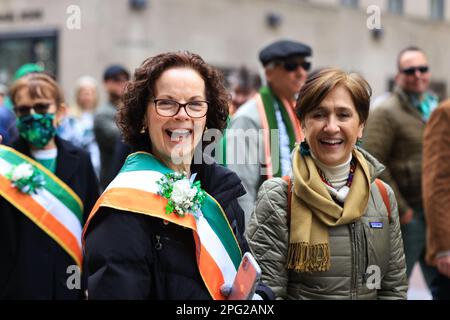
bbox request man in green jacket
[224,39,312,225]
[363,46,439,289]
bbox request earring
[356,138,363,147]
[140,126,146,134]
[300,140,311,156]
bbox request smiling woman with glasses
[83,51,273,300]
[0,72,99,300]
[153,98,209,118]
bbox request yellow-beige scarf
[287,146,371,272]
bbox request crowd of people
[0,39,449,300]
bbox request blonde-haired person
[0,72,99,299]
[246,68,408,299]
[70,76,101,178]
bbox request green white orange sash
[257,86,303,178]
[0,145,84,267]
[82,152,242,300]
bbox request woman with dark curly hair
[82,51,272,300]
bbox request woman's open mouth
[165,128,193,142]
[319,138,344,148]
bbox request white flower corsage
[6,163,46,194]
[157,172,206,219]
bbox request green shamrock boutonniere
[157,172,206,219]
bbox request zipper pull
[155,235,162,250]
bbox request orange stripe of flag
[83,187,227,300]
[83,188,198,242]
[193,234,226,300]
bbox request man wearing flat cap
[224,39,312,225]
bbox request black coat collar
[12,136,80,185]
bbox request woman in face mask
[0,72,100,299]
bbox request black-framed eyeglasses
[401,65,429,76]
[14,103,51,117]
[278,60,311,72]
[153,99,209,118]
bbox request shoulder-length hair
[117,51,230,149]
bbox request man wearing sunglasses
[223,39,312,225]
[363,46,439,296]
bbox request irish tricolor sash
[82,152,242,300]
[257,86,303,178]
[0,145,84,267]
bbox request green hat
[13,63,44,81]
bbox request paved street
[408,263,432,300]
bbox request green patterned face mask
[16,113,56,148]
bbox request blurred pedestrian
[423,99,450,299]
[94,64,130,189]
[225,39,312,225]
[363,46,439,287]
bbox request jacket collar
[355,146,385,183]
[394,86,427,122]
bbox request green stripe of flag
[120,152,172,174]
[0,146,83,223]
[201,196,241,269]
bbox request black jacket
[85,154,272,300]
[0,136,100,299]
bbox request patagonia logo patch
[369,222,383,229]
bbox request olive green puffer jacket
[246,149,408,300]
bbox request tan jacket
[423,99,450,265]
[246,149,408,299]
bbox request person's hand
[436,256,450,278]
[220,283,232,298]
[400,208,414,225]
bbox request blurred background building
[0,0,449,103]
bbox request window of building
[388,0,404,15]
[341,0,359,8]
[430,0,445,20]
[0,30,58,84]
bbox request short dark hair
[103,65,130,81]
[295,67,372,124]
[117,51,230,149]
[397,46,426,70]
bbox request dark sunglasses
[401,65,429,76]
[282,60,311,72]
[14,103,51,117]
